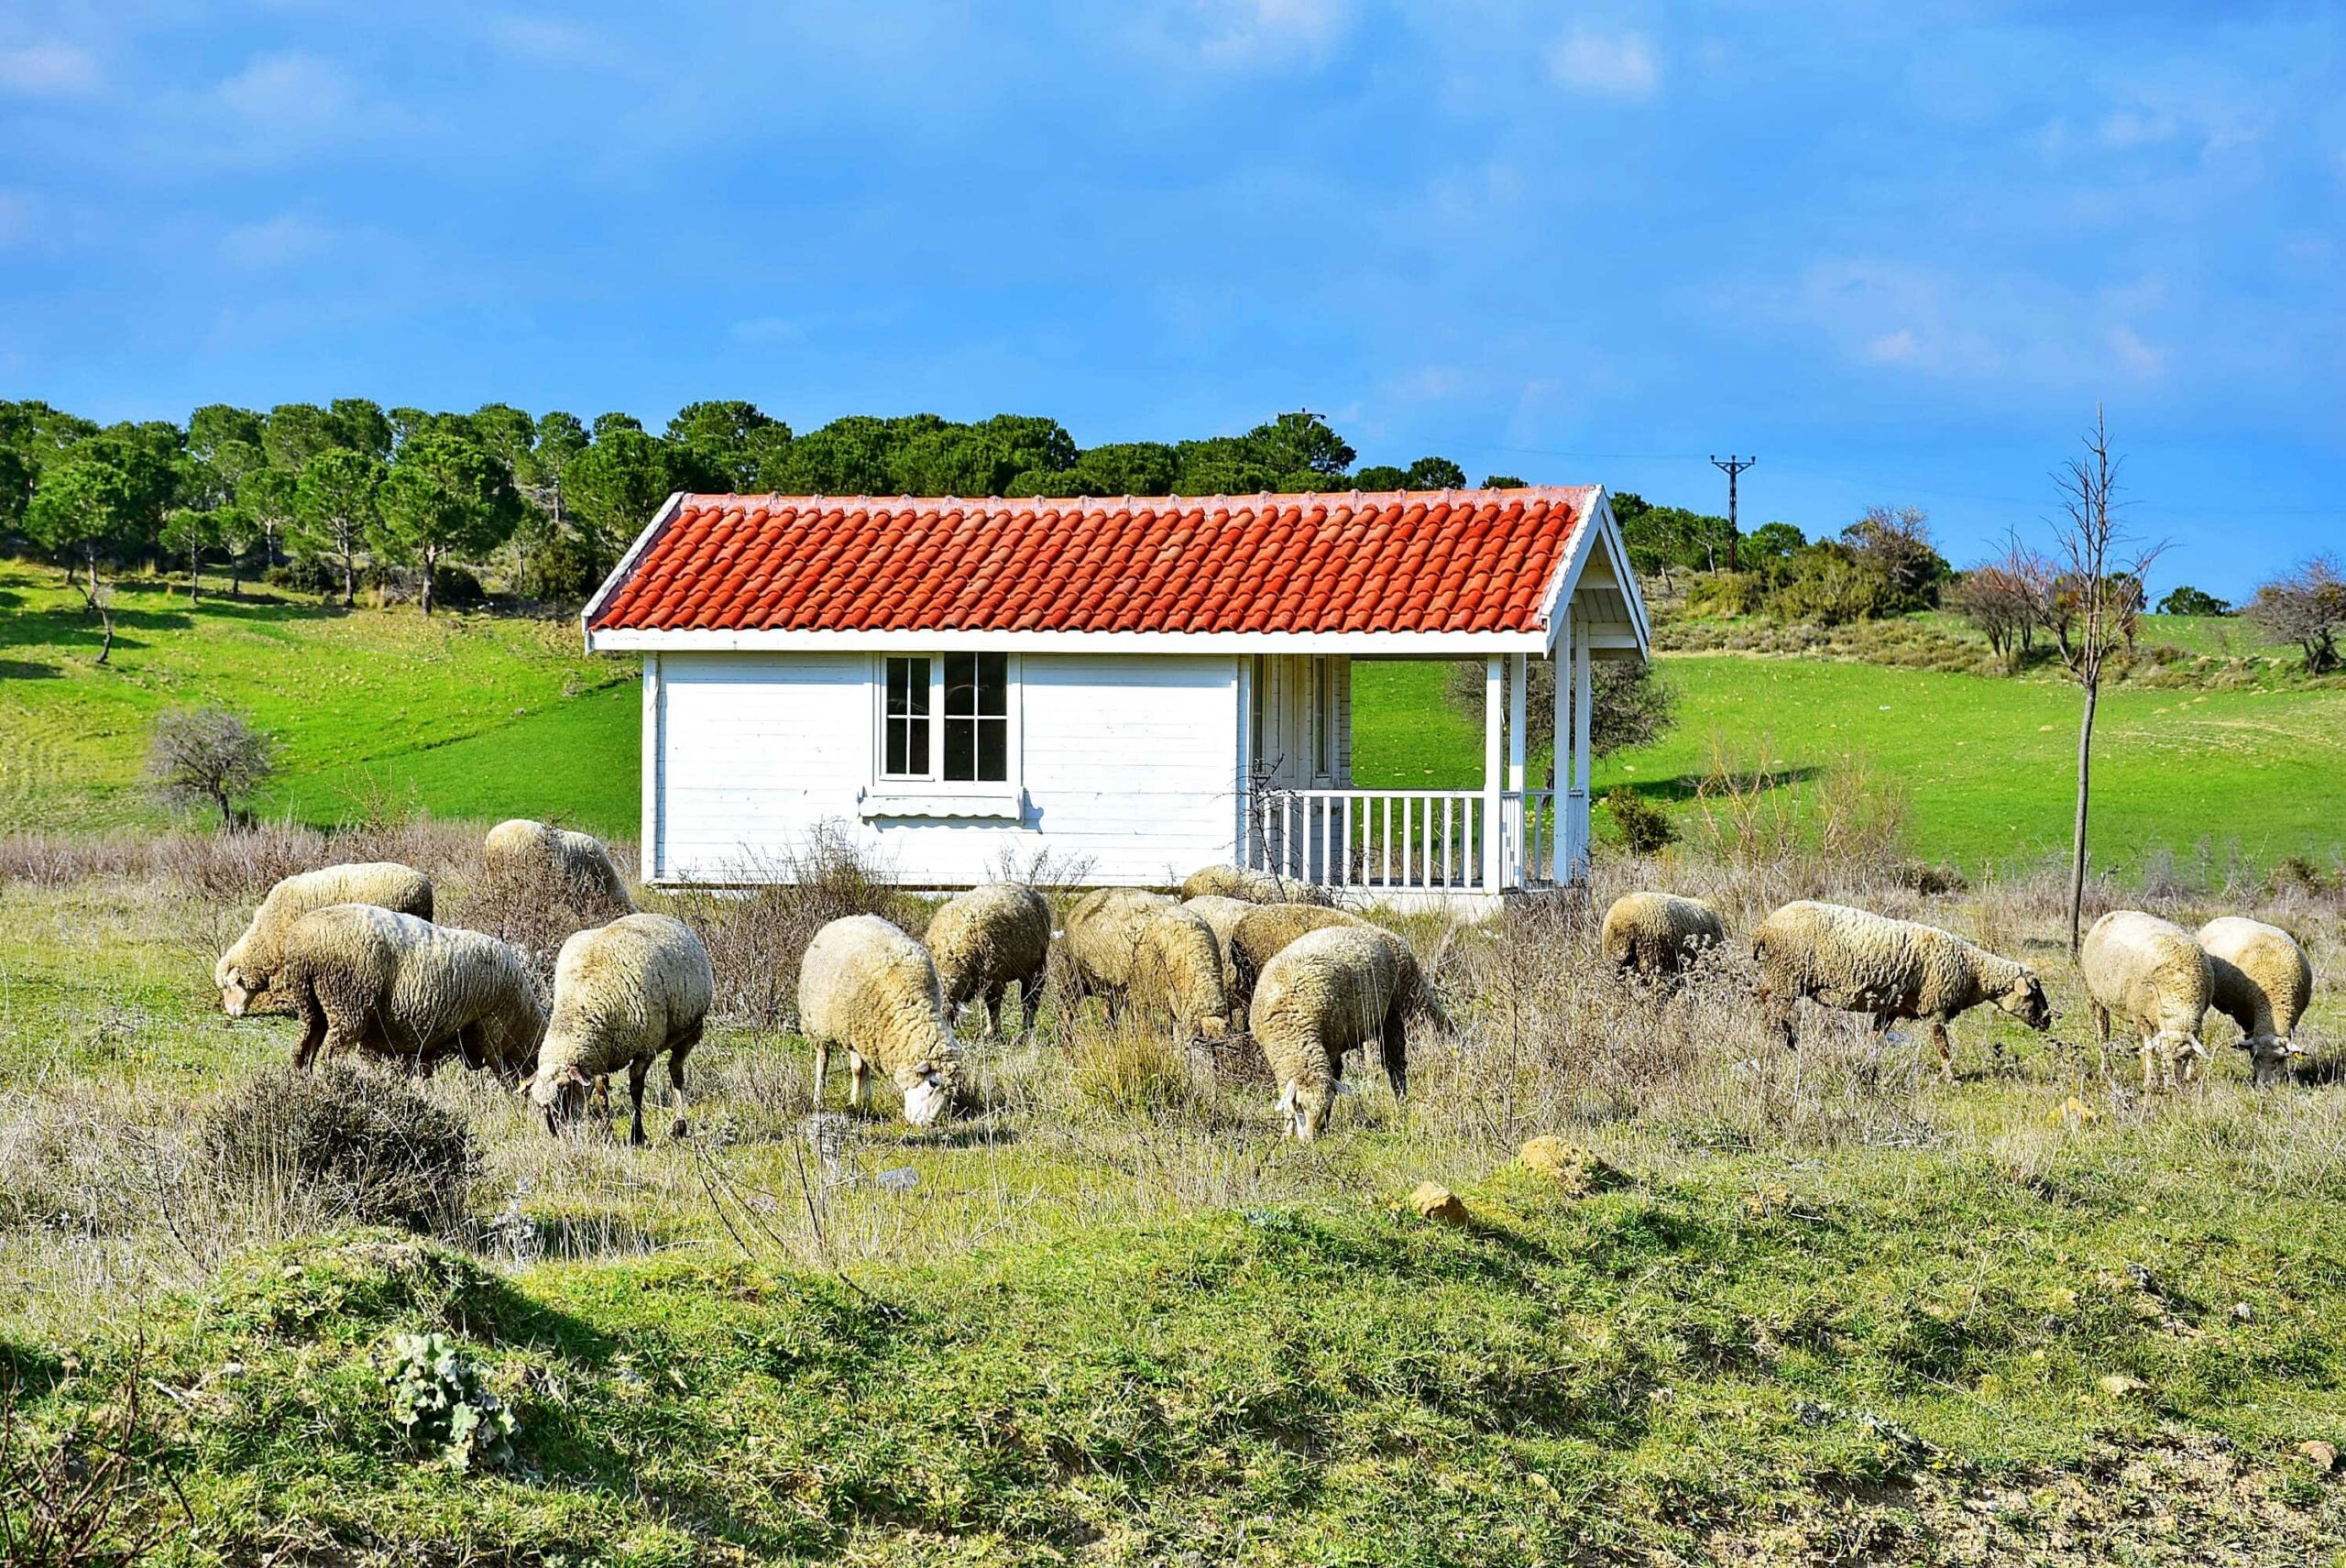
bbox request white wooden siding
[652,652,1241,886]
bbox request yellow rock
[2097,1374,2147,1398]
[1408,1182,1468,1224]
[2049,1095,2100,1128]
[2298,1440,2338,1472]
[1519,1136,1606,1194]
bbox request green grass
[1352,658,2346,875]
[0,563,635,836]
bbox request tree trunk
[420,548,435,616]
[189,546,202,606]
[342,551,356,609]
[2067,677,2098,956]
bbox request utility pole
[1710,454,1755,573]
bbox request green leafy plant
[380,1332,514,1471]
[1604,785,1674,854]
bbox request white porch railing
[1241,786,1583,894]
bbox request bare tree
[2035,407,2165,955]
[1950,557,2034,669]
[148,707,279,830]
[2244,555,2346,674]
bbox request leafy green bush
[380,1332,515,1471]
[1604,785,1674,854]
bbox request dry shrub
[1,1345,175,1568]
[1063,1016,1211,1119]
[1693,738,1910,894]
[665,824,916,1030]
[194,1064,479,1239]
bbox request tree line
[0,399,1529,652]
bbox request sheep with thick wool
[1179,864,1324,905]
[230,904,543,1081]
[1600,892,1727,981]
[798,915,961,1126]
[484,818,635,917]
[2080,910,2214,1091]
[1227,903,1365,1014]
[1753,900,2051,1080]
[530,914,713,1143]
[214,861,434,1015]
[1249,925,1422,1140]
[926,882,1052,1038]
[2196,916,2315,1087]
[1180,894,1258,992]
[1063,889,1230,1038]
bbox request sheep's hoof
[671,1118,690,1140]
[629,1127,648,1148]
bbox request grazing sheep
[2079,910,2214,1092]
[926,882,1052,1038]
[214,861,434,1015]
[1180,894,1258,992]
[2195,916,2311,1088]
[1062,888,1176,1007]
[483,818,636,916]
[529,914,714,1144]
[1249,925,1416,1140]
[1179,864,1322,905]
[1600,892,1727,981]
[1128,907,1235,1041]
[229,904,543,1081]
[1753,900,2052,1080]
[799,915,961,1126]
[1228,904,1366,1014]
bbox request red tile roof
[588,487,1598,638]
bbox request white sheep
[2079,910,2214,1092]
[1753,900,2052,1080]
[214,861,434,1014]
[1227,903,1366,1014]
[1062,888,1173,1009]
[2195,916,2311,1088]
[925,882,1052,1038]
[1600,892,1727,981]
[230,904,543,1081]
[1179,864,1323,905]
[529,914,715,1143]
[1249,924,1420,1140]
[483,819,636,917]
[1128,907,1234,1041]
[1179,894,1258,993]
[798,915,961,1126]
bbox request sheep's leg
[984,981,1008,1041]
[1933,1020,1955,1083]
[667,1024,700,1140]
[626,1057,651,1147]
[810,1040,829,1108]
[850,1052,871,1112]
[292,986,328,1070]
[1018,966,1047,1038]
[1381,1005,1409,1101]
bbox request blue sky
[1,2,2339,597]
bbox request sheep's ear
[1277,1080,1299,1115]
[557,1064,589,1088]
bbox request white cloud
[217,51,352,129]
[485,16,623,69]
[1864,329,1922,366]
[2106,324,2165,379]
[0,41,97,96]
[218,214,334,269]
[1192,0,1352,68]
[1548,27,1658,101]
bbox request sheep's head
[1276,1078,1333,1141]
[2000,970,2053,1031]
[216,961,268,1017]
[532,1062,595,1135]
[897,1056,958,1127]
[2241,1035,2302,1089]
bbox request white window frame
[861,651,1024,820]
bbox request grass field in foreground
[7,560,2343,874]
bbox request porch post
[1507,652,1527,888]
[1482,654,1503,892]
[1551,611,1571,885]
[1233,655,1253,869]
[1572,632,1594,881]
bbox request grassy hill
[6,562,2344,874]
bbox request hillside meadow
[6,562,2345,878]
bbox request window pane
[906,715,928,775]
[944,652,976,717]
[885,718,907,775]
[886,657,908,717]
[977,717,1006,781]
[906,658,929,716]
[976,652,1007,717]
[944,718,974,780]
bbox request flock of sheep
[205,824,2321,1152]
[1603,890,2317,1091]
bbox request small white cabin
[583,487,1650,902]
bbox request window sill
[859,788,1025,822]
